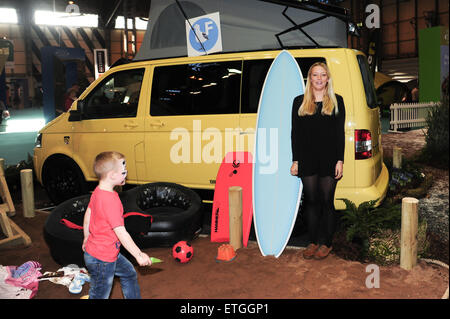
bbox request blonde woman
[290,62,346,260]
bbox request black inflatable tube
[44,228,85,267]
[44,182,203,265]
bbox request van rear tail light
[355,129,372,159]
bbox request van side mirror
[68,99,85,122]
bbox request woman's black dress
[291,94,346,178]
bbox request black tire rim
[44,160,86,204]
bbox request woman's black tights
[302,175,337,247]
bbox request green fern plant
[337,198,401,243]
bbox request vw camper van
[33,48,389,207]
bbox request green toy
[150,257,163,264]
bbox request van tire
[42,156,89,205]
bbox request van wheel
[42,157,88,205]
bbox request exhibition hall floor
[0,107,44,166]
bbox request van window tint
[84,68,144,119]
[150,61,241,116]
[357,55,378,109]
[241,57,326,113]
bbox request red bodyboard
[211,151,253,247]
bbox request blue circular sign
[189,17,219,52]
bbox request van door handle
[150,121,165,127]
[124,123,138,128]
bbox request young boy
[82,151,151,299]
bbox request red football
[172,241,194,263]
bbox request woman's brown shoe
[314,245,332,260]
[303,243,319,259]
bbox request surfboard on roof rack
[134,0,351,61]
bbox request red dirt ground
[0,211,448,300]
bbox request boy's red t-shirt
[85,187,124,262]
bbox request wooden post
[393,146,402,169]
[400,197,419,270]
[20,169,35,218]
[229,186,243,251]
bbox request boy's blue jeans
[84,251,141,299]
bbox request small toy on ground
[69,272,90,294]
[150,257,163,264]
[216,244,236,262]
[172,241,194,263]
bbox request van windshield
[357,55,378,109]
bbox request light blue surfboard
[253,50,304,257]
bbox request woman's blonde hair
[298,62,338,116]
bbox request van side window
[357,55,378,109]
[241,57,326,113]
[150,61,241,116]
[84,68,145,119]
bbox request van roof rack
[260,0,349,20]
[259,0,350,48]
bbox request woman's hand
[335,160,343,179]
[290,161,298,176]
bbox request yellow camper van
[33,48,389,207]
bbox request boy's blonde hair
[93,151,125,180]
[298,62,338,116]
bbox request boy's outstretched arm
[114,226,152,266]
[82,207,91,251]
